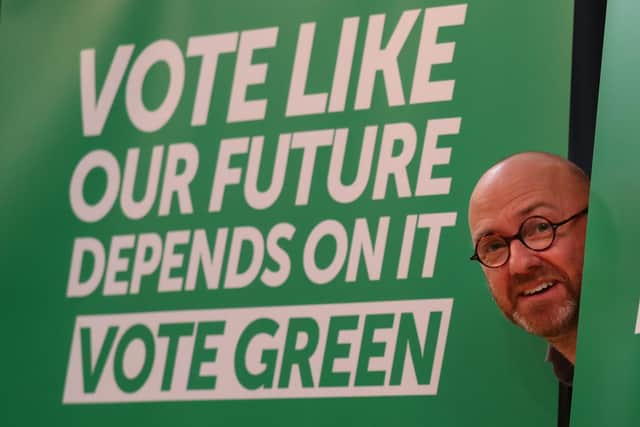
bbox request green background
[571,0,640,425]
[0,0,572,425]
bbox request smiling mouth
[521,281,556,297]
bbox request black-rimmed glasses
[470,207,588,268]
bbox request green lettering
[355,313,394,386]
[80,326,118,393]
[390,312,441,385]
[278,317,319,388]
[235,318,279,390]
[113,324,155,393]
[158,322,195,391]
[319,315,358,387]
[188,321,225,390]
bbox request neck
[547,328,577,364]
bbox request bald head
[469,152,589,242]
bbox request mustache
[509,265,567,289]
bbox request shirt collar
[546,345,574,386]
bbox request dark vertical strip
[562,1,607,425]
[568,0,607,177]
[557,383,573,427]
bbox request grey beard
[513,298,578,337]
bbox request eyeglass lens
[476,217,555,267]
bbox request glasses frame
[470,207,589,268]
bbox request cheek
[483,270,512,307]
[544,241,585,284]
[567,248,586,293]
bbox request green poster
[0,1,572,426]
[571,1,640,425]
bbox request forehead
[468,159,585,240]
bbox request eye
[479,236,507,253]
[486,241,506,252]
[522,217,552,238]
[534,222,551,233]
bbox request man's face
[468,156,589,338]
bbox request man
[467,152,589,426]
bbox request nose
[508,238,542,274]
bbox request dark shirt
[546,346,574,427]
